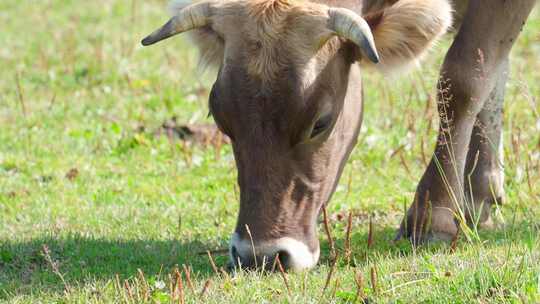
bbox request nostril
[276,250,290,269]
[231,245,240,266]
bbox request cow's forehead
[211,0,340,83]
[217,60,303,111]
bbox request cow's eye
[310,114,332,138]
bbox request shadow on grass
[0,235,230,296]
[1,219,537,297]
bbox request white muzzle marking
[229,233,320,271]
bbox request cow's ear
[361,0,452,73]
[169,0,224,70]
[186,28,225,70]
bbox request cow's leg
[397,0,535,243]
[463,59,508,228]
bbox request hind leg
[463,59,508,228]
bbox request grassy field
[1,1,539,303]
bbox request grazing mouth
[228,233,320,271]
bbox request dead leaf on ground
[65,168,79,181]
[156,117,230,148]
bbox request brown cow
[142,0,535,270]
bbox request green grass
[1,1,539,303]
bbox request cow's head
[143,0,451,270]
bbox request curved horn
[141,2,212,46]
[327,8,379,63]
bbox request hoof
[478,216,496,230]
[465,195,503,229]
[396,207,458,245]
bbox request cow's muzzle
[228,233,320,271]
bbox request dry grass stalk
[41,245,70,294]
[389,144,406,159]
[114,274,122,290]
[136,269,149,301]
[132,277,142,302]
[245,224,258,268]
[15,72,27,117]
[114,274,129,303]
[124,280,134,303]
[206,250,219,274]
[270,253,279,272]
[420,135,428,166]
[167,274,174,300]
[354,270,366,302]
[174,267,185,304]
[525,158,533,193]
[200,279,212,298]
[331,277,341,300]
[301,271,308,297]
[115,274,128,303]
[322,204,336,259]
[344,211,353,264]
[275,255,292,296]
[219,266,229,278]
[182,264,196,293]
[398,150,413,178]
[370,266,378,295]
[320,253,339,299]
[48,92,57,109]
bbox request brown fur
[171,0,451,79]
